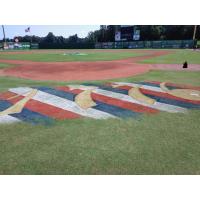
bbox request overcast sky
[1,25,100,39]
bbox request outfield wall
[0,42,39,50]
[95,40,196,49]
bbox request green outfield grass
[0,70,200,174]
[0,51,146,62]
[1,49,200,64]
[141,49,200,64]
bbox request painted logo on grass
[0,81,200,125]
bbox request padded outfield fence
[95,40,197,49]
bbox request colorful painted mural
[0,81,199,125]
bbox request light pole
[2,25,6,49]
[193,25,197,40]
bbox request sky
[0,25,100,39]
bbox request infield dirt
[0,50,199,81]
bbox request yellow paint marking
[111,83,155,104]
[111,84,120,88]
[0,89,38,116]
[7,94,22,100]
[75,89,96,109]
[6,90,36,100]
[160,82,200,101]
[160,82,169,92]
[128,87,156,105]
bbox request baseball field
[0,49,200,174]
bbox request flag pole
[25,27,32,49]
[29,27,32,49]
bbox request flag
[25,27,30,32]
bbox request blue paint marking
[0,100,53,125]
[100,86,128,95]
[94,101,141,118]
[82,83,128,95]
[82,83,101,87]
[0,100,11,111]
[144,94,200,109]
[35,87,76,101]
[12,109,53,125]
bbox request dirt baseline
[0,50,200,81]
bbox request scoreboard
[115,25,140,41]
[121,26,134,41]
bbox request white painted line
[112,82,166,93]
[0,115,21,124]
[9,87,116,119]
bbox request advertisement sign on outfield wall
[95,40,196,49]
[115,31,121,41]
[133,30,140,40]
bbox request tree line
[1,26,199,49]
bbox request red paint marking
[91,93,158,114]
[0,91,80,119]
[0,92,14,100]
[56,86,82,95]
[117,85,200,105]
[56,86,158,114]
[147,81,200,90]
